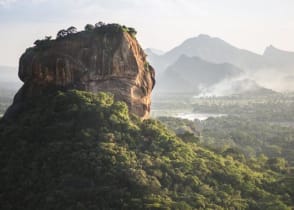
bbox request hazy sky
[0,0,293,66]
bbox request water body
[175,112,226,121]
[151,109,226,121]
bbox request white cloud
[0,0,17,7]
[0,0,48,8]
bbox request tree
[84,24,94,31]
[266,157,287,173]
[128,27,137,37]
[56,29,68,39]
[67,26,77,34]
[45,36,52,40]
[95,21,105,28]
[34,36,51,46]
[34,40,41,46]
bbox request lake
[175,112,226,121]
[151,109,226,121]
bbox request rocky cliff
[6,24,155,119]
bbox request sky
[0,0,294,66]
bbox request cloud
[0,0,73,23]
[251,69,294,92]
[0,0,17,7]
[0,0,138,23]
[0,0,45,7]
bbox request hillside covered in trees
[0,90,293,209]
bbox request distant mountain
[155,55,242,93]
[146,35,294,94]
[147,34,294,74]
[148,34,267,74]
[164,34,266,70]
[263,45,294,72]
[145,48,165,56]
[145,49,165,74]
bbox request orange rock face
[15,26,155,119]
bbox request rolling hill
[155,55,243,93]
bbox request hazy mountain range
[146,34,294,95]
[145,48,165,56]
[156,55,242,93]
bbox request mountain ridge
[146,34,294,94]
[146,34,266,74]
[155,54,243,93]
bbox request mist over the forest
[146,35,294,97]
[194,69,294,97]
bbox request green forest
[0,90,293,209]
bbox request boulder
[6,24,155,119]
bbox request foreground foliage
[0,90,292,209]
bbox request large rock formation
[6,24,155,119]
